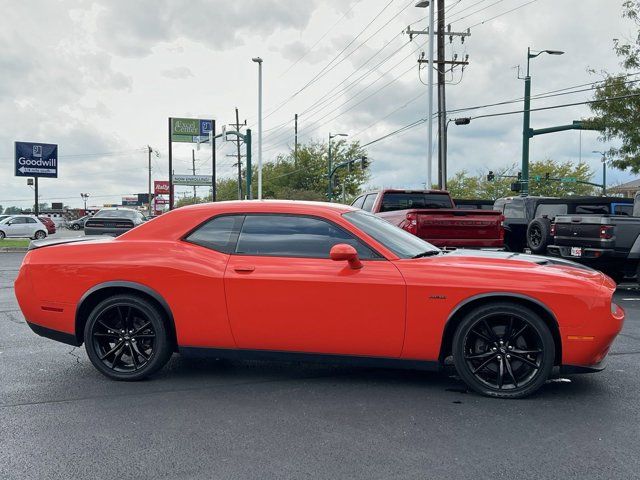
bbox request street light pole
[521,47,564,196]
[252,57,263,200]
[593,150,607,195]
[328,133,348,202]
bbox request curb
[0,247,29,253]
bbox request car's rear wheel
[452,302,555,399]
[33,230,46,240]
[84,294,172,381]
[0,231,5,240]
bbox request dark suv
[493,196,633,253]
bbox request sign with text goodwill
[15,142,58,178]
[171,118,213,143]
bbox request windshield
[95,209,138,219]
[343,210,440,259]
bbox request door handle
[233,264,255,273]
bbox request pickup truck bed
[548,213,640,281]
[352,189,504,248]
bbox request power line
[277,0,364,78]
[261,0,402,122]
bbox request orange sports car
[15,201,624,398]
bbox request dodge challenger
[15,201,624,398]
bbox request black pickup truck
[547,196,640,282]
[493,196,633,254]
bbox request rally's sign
[173,174,212,186]
[15,142,58,178]
[171,118,214,143]
[154,180,170,195]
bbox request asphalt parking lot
[1,252,640,480]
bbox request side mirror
[330,243,363,269]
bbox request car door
[6,217,27,237]
[224,213,406,357]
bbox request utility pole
[147,145,153,216]
[436,0,446,189]
[228,108,246,200]
[294,113,298,166]
[191,149,197,200]
[410,5,470,190]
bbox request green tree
[588,1,640,172]
[446,159,597,200]
[4,206,22,214]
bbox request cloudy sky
[0,0,635,209]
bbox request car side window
[361,194,377,212]
[235,215,378,259]
[11,218,26,224]
[26,218,37,224]
[185,215,244,253]
[351,195,365,209]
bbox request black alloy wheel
[84,294,172,380]
[452,303,554,398]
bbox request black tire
[33,230,47,240]
[526,218,551,254]
[84,294,172,381]
[452,302,555,399]
[72,223,81,230]
[0,231,5,240]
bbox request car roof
[120,200,357,241]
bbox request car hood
[432,249,611,286]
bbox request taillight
[600,225,614,239]
[405,212,418,234]
[550,223,556,236]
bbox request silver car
[0,215,48,240]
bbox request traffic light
[487,171,495,182]
[360,156,369,169]
[454,117,471,125]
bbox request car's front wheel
[452,302,555,399]
[72,223,81,230]
[84,294,173,381]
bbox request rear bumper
[84,227,130,236]
[547,245,623,260]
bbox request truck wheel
[526,218,551,254]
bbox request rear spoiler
[28,236,112,250]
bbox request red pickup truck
[351,189,504,248]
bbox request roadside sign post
[15,141,58,215]
[168,118,215,209]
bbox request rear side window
[535,203,567,218]
[503,201,525,219]
[351,195,365,209]
[185,215,243,253]
[361,194,377,212]
[614,204,633,216]
[236,215,377,259]
[380,192,453,212]
[574,204,609,215]
[26,218,37,224]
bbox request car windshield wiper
[411,250,441,259]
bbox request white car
[0,215,48,240]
